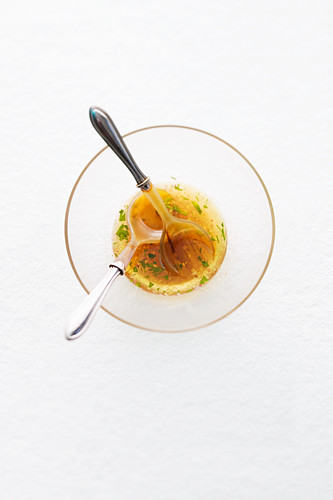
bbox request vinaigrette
[112,183,227,294]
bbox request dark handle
[89,106,150,189]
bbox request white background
[1,1,332,499]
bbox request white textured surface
[1,1,332,499]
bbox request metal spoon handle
[89,106,151,190]
[65,263,123,340]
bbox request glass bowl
[65,125,275,333]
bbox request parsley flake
[118,209,126,221]
[191,201,202,215]
[216,223,226,240]
[116,224,129,241]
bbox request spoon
[89,106,214,274]
[65,195,162,340]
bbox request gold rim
[64,125,276,333]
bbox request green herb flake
[203,205,208,209]
[182,196,189,200]
[198,256,209,268]
[148,253,156,259]
[116,223,129,241]
[136,282,141,288]
[172,204,188,215]
[174,184,183,191]
[139,260,146,269]
[163,275,169,280]
[171,176,176,180]
[133,266,138,273]
[200,276,208,285]
[164,197,175,211]
[191,201,202,215]
[216,223,226,240]
[148,282,154,288]
[118,209,126,221]
[147,263,164,275]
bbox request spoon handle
[65,263,123,340]
[89,106,151,190]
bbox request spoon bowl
[160,217,215,275]
[143,185,215,274]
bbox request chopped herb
[200,276,208,284]
[136,282,141,287]
[216,223,226,240]
[191,201,202,215]
[148,282,154,288]
[116,224,129,241]
[148,253,156,259]
[174,184,183,191]
[118,209,126,221]
[156,288,160,291]
[185,288,194,293]
[133,266,138,273]
[198,256,209,268]
[139,260,146,269]
[172,204,188,215]
[209,232,216,241]
[145,275,149,278]
[129,261,132,266]
[196,195,199,201]
[203,205,208,209]
[216,234,220,243]
[164,197,174,211]
[182,196,189,200]
[163,275,169,279]
[146,263,164,275]
[171,176,176,180]
[114,253,118,257]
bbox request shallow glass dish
[65,125,275,332]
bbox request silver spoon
[89,106,214,275]
[65,195,161,340]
